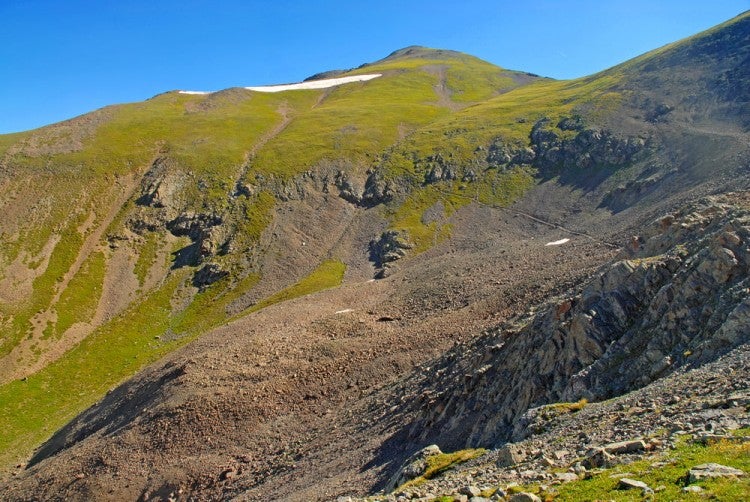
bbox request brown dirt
[0,195,618,501]
[422,64,465,112]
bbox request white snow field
[178,74,382,95]
[545,238,571,246]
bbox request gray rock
[688,463,746,483]
[369,230,414,269]
[540,456,555,467]
[682,485,704,493]
[618,478,650,491]
[385,445,442,491]
[192,263,228,290]
[583,448,615,469]
[491,488,507,500]
[509,492,541,502]
[496,444,526,467]
[554,472,579,483]
[460,486,481,497]
[603,439,647,454]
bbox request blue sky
[1,1,748,134]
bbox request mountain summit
[1,12,749,501]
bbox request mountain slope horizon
[1,11,749,501]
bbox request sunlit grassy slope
[0,47,550,468]
[3,10,743,468]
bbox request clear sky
[1,1,748,134]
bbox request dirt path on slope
[423,65,464,112]
[248,103,293,161]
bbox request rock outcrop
[395,193,750,450]
[529,117,649,173]
[369,230,414,278]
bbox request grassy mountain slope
[0,11,749,499]
[0,48,542,468]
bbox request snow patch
[178,74,382,96]
[545,238,570,246]
[335,308,354,314]
[246,74,382,92]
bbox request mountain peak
[379,45,465,62]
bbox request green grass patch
[234,190,275,246]
[398,448,487,490]
[1,214,87,357]
[385,167,534,254]
[51,251,106,338]
[171,272,261,337]
[552,429,750,501]
[239,259,346,317]
[0,272,188,469]
[541,398,588,418]
[133,232,163,287]
[386,183,467,253]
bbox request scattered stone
[491,488,507,500]
[540,456,555,467]
[682,485,703,493]
[688,463,746,483]
[618,478,651,492]
[555,472,579,483]
[496,444,526,467]
[583,447,615,468]
[572,462,586,476]
[508,492,541,502]
[603,439,647,454]
[460,486,481,497]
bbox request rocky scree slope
[0,11,749,501]
[358,342,750,501]
[379,192,750,454]
[0,47,545,468]
[343,191,750,500]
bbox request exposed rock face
[397,193,750,450]
[192,264,228,290]
[687,463,746,483]
[529,117,648,173]
[385,444,442,491]
[369,230,414,278]
[362,171,394,206]
[335,170,364,204]
[482,115,649,180]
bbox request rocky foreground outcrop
[358,343,750,501]
[386,192,750,451]
[350,192,750,500]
